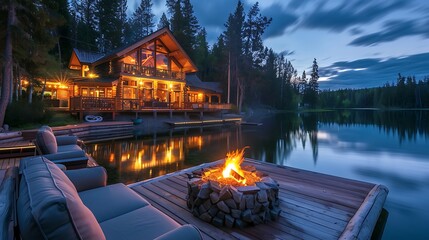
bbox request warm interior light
[88,73,98,78]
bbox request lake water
[86,110,429,239]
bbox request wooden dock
[165,118,242,128]
[130,159,388,240]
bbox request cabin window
[141,48,154,67]
[123,87,137,99]
[89,88,96,97]
[158,83,167,90]
[123,50,137,65]
[156,53,168,70]
[107,89,113,98]
[81,88,88,96]
[98,89,105,98]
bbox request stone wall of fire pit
[186,167,281,228]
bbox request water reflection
[86,128,242,184]
[86,110,429,184]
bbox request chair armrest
[154,225,202,240]
[55,135,78,146]
[42,150,87,160]
[64,166,107,192]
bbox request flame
[201,147,260,186]
[222,146,249,185]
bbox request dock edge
[339,184,389,240]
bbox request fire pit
[186,147,281,228]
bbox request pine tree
[299,71,307,95]
[168,0,199,60]
[224,0,245,110]
[194,28,209,81]
[97,0,128,52]
[72,0,99,51]
[56,0,74,67]
[303,58,319,107]
[207,34,227,95]
[310,58,319,91]
[182,0,200,57]
[157,12,170,30]
[1,0,64,126]
[243,2,271,67]
[131,0,155,42]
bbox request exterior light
[88,73,98,78]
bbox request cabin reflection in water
[85,130,231,184]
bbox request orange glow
[88,73,98,78]
[222,147,248,184]
[202,147,260,187]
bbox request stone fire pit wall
[186,168,281,228]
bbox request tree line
[1,0,323,127]
[319,74,429,109]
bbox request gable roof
[186,73,223,94]
[94,27,197,73]
[68,48,104,69]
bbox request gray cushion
[56,136,78,146]
[154,225,202,240]
[100,206,180,240]
[40,125,53,133]
[36,129,58,154]
[0,167,17,240]
[57,144,82,152]
[79,183,150,223]
[17,156,105,240]
[65,167,107,192]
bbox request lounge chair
[34,126,88,168]
[1,156,203,240]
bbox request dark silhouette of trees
[130,0,155,42]
[319,75,429,109]
[303,58,319,107]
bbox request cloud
[192,0,236,28]
[262,4,298,38]
[349,27,363,35]
[349,19,429,46]
[301,0,408,32]
[319,52,429,89]
[280,50,295,56]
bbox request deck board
[130,159,388,240]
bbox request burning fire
[202,147,260,186]
[222,147,248,185]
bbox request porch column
[153,81,157,101]
[179,84,184,108]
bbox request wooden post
[113,97,117,120]
[79,97,83,121]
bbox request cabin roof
[186,73,222,94]
[91,28,197,73]
[74,49,104,64]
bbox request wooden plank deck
[130,159,388,240]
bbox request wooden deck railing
[122,63,184,80]
[70,96,232,111]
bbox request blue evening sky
[129,0,429,89]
